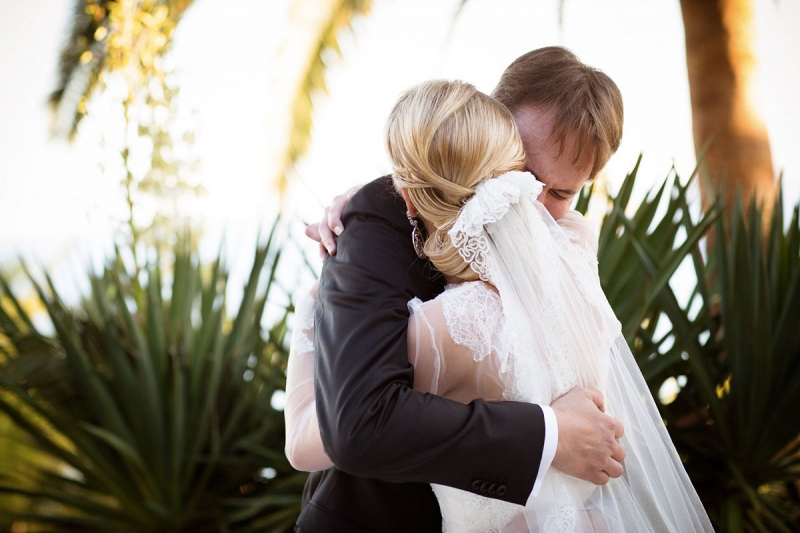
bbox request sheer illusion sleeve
[407,283,508,404]
[284,283,333,472]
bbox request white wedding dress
[285,172,713,532]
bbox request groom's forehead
[513,104,596,173]
[524,131,591,174]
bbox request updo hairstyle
[385,79,525,281]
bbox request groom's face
[512,105,593,221]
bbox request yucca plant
[660,191,800,532]
[0,223,307,532]
[583,159,800,531]
[576,156,723,381]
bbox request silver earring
[406,211,426,259]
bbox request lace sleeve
[407,284,508,404]
[284,283,333,472]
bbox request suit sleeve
[314,178,546,505]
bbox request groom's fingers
[584,387,606,413]
[611,416,624,440]
[590,471,610,485]
[611,440,626,463]
[591,428,625,484]
[603,456,624,479]
[550,387,629,486]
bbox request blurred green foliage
[0,221,306,532]
[578,157,800,532]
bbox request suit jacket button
[496,484,507,496]
[480,481,490,494]
[471,479,482,491]
[488,483,498,495]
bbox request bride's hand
[550,387,626,485]
[305,184,363,260]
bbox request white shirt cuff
[528,405,558,499]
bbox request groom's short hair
[492,46,623,179]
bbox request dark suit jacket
[296,177,546,532]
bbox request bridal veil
[446,171,712,532]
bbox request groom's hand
[305,184,363,260]
[550,387,625,485]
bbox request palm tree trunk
[680,0,775,215]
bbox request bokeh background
[1,1,799,531]
[2,0,799,270]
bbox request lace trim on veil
[448,171,544,283]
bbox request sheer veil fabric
[426,171,713,532]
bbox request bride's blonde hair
[385,79,526,281]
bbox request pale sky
[1,0,799,296]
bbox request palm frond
[275,0,373,193]
[50,0,196,138]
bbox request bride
[285,79,712,532]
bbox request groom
[296,47,625,532]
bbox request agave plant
[582,159,800,531]
[576,156,723,381]
[663,191,800,532]
[0,223,307,532]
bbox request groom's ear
[399,189,419,217]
